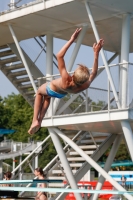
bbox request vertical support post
[46,34,53,117]
[119,14,133,161]
[91,134,122,200]
[32,156,35,170]
[12,158,15,173]
[35,155,38,168]
[85,89,88,112]
[8,25,37,93]
[0,160,2,180]
[46,34,53,77]
[84,0,120,109]
[10,0,15,9]
[121,120,133,161]
[108,69,110,110]
[49,128,82,200]
[120,14,130,108]
[19,156,22,180]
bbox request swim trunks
[46,83,67,99]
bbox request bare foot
[28,120,40,135]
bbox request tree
[1,93,49,142]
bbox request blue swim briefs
[46,83,67,99]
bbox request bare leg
[28,83,48,135]
[38,97,51,124]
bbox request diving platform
[42,108,133,133]
[0,0,133,52]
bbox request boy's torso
[50,78,89,94]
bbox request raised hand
[70,28,82,42]
[93,39,104,54]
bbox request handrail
[37,62,133,80]
[12,135,51,174]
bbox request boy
[28,28,104,134]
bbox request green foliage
[0,93,48,142]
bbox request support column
[0,160,2,180]
[8,25,37,93]
[120,14,130,108]
[46,34,53,117]
[10,0,15,9]
[119,14,133,161]
[91,134,123,200]
[53,127,133,200]
[35,155,38,169]
[32,156,35,170]
[49,128,82,200]
[84,0,120,109]
[46,34,53,77]
[19,156,22,180]
[121,120,133,161]
[12,158,15,174]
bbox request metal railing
[0,0,44,14]
[37,62,133,118]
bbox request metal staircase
[0,43,43,107]
[47,132,116,200]
[48,133,110,182]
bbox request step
[79,145,98,149]
[0,50,14,57]
[61,163,83,167]
[86,133,110,138]
[52,170,77,174]
[15,77,30,83]
[0,56,20,64]
[18,83,36,89]
[48,183,64,187]
[25,90,35,95]
[48,177,65,180]
[69,150,94,155]
[67,157,85,161]
[6,63,24,70]
[0,45,8,50]
[81,137,107,144]
[9,70,27,77]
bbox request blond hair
[73,64,90,85]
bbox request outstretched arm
[56,28,82,81]
[89,39,104,83]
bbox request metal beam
[84,1,120,109]
[54,127,133,200]
[8,25,37,93]
[54,134,116,200]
